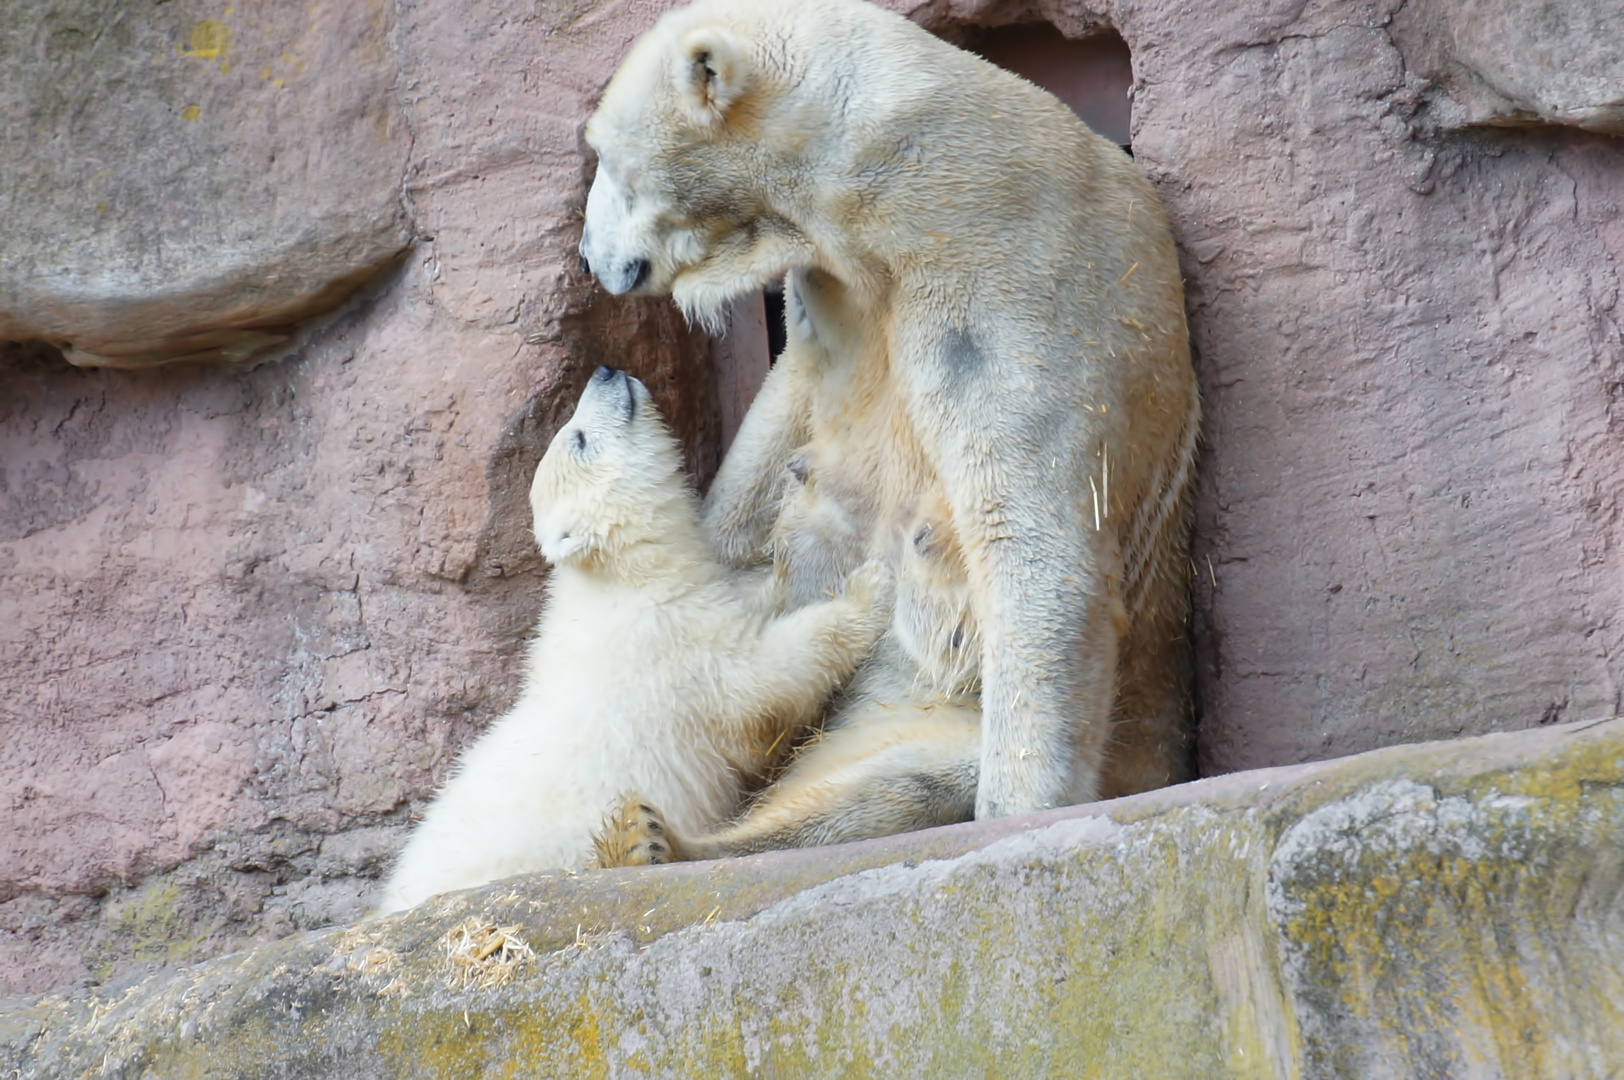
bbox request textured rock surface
[0,0,717,996]
[4,719,1621,1078]
[1390,0,1624,133]
[0,0,415,367]
[1094,0,1624,774]
[4,0,1624,1000]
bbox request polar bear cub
[377,366,893,915]
[594,493,982,864]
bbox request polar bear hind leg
[593,709,980,865]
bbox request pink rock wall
[1120,1,1624,771]
[3,0,1622,996]
[1,0,717,995]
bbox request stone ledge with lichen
[3,717,1622,1078]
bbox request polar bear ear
[674,26,751,127]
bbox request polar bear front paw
[592,794,683,868]
[840,559,897,652]
[841,559,896,614]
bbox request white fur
[582,0,1201,815]
[377,369,891,914]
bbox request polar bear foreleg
[731,560,895,726]
[967,528,1119,816]
[703,349,812,568]
[900,330,1121,818]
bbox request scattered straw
[442,918,535,991]
[1102,442,1110,520]
[354,946,400,983]
[546,923,621,966]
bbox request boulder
[3,719,1620,1078]
[1390,0,1624,134]
[0,0,413,367]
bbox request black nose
[594,365,619,383]
[578,253,591,274]
[629,258,650,290]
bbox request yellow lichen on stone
[6,720,1622,1079]
[1268,768,1624,1078]
[182,19,230,63]
[92,880,209,979]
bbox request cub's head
[578,3,822,328]
[529,366,693,569]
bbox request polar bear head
[529,366,698,571]
[577,1,888,327]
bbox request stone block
[1391,0,1624,134]
[0,0,413,367]
[3,718,1620,1077]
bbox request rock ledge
[4,717,1621,1078]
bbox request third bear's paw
[592,794,683,868]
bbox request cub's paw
[591,794,684,868]
[841,558,896,615]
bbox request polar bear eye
[573,430,588,453]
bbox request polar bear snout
[593,255,650,295]
[586,365,639,424]
[578,247,650,295]
[578,240,649,295]
[580,162,658,296]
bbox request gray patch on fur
[941,328,986,384]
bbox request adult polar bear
[579,0,1198,820]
